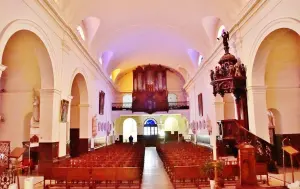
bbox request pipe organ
[132,65,168,113]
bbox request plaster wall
[0,0,115,156]
[186,0,300,145]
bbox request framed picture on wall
[99,91,105,115]
[60,99,69,122]
[198,93,203,117]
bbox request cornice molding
[61,40,71,53]
[79,104,90,108]
[35,0,118,93]
[40,88,62,95]
[184,0,267,91]
[247,86,266,94]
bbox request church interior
[1,0,300,188]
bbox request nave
[35,144,286,189]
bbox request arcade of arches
[0,0,300,188]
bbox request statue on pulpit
[32,95,40,122]
[221,31,230,54]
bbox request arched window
[217,25,226,39]
[123,94,132,108]
[198,55,204,66]
[168,93,177,103]
[76,25,85,41]
[144,118,158,136]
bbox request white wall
[185,0,300,152]
[0,0,115,157]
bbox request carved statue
[33,95,40,122]
[234,62,242,77]
[210,70,214,81]
[267,111,275,127]
[215,66,220,78]
[92,115,98,137]
[241,64,246,77]
[229,64,235,76]
[221,31,230,54]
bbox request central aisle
[142,147,173,189]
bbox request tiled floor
[142,147,174,189]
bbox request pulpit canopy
[210,31,247,99]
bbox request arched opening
[252,28,300,139]
[70,73,89,157]
[0,30,54,159]
[164,117,179,134]
[123,118,137,143]
[143,118,158,146]
[251,28,300,167]
[168,93,177,103]
[217,25,226,39]
[122,93,132,109]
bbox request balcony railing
[112,103,132,110]
[112,101,189,111]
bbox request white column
[66,95,73,141]
[39,89,61,142]
[214,101,225,122]
[247,86,269,142]
[212,96,224,160]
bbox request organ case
[132,65,168,113]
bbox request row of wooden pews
[44,143,144,188]
[157,142,213,188]
[157,142,270,188]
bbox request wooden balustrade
[112,101,189,111]
[217,119,277,173]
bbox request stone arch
[248,17,300,86]
[248,22,300,140]
[0,28,56,151]
[0,19,56,88]
[69,72,89,156]
[69,67,90,102]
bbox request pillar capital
[213,101,225,105]
[79,104,90,107]
[247,86,266,93]
[40,89,61,96]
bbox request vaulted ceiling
[53,0,249,80]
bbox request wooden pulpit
[237,143,258,188]
[282,146,299,185]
